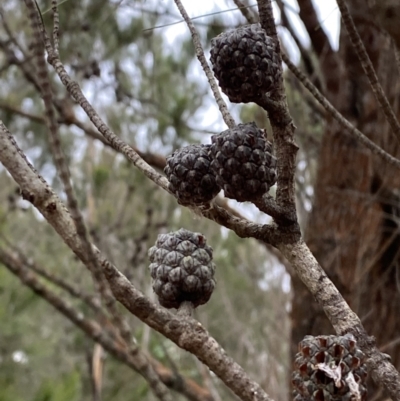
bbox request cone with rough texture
[148,228,216,309]
[210,24,281,103]
[210,122,277,202]
[165,144,220,206]
[292,334,368,401]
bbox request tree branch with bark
[1,1,400,401]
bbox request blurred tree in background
[0,1,399,401]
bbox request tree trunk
[291,2,400,399]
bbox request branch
[0,244,214,401]
[276,0,317,83]
[232,0,258,23]
[277,240,400,400]
[256,1,300,228]
[101,258,275,401]
[336,0,400,144]
[24,0,132,343]
[172,0,236,129]
[22,4,170,194]
[282,52,400,170]
[0,122,276,401]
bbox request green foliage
[32,371,81,401]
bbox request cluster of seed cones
[164,24,280,207]
[165,122,277,206]
[147,22,368,401]
[148,25,282,310]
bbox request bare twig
[23,3,169,193]
[257,0,277,38]
[232,0,258,24]
[282,52,400,169]
[337,0,400,143]
[51,0,60,54]
[24,0,132,344]
[172,0,236,129]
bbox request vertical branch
[232,0,258,23]
[257,0,277,39]
[51,0,60,54]
[173,0,236,129]
[256,0,299,221]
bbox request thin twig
[172,0,236,129]
[0,238,103,315]
[232,0,258,23]
[24,3,170,193]
[336,0,400,143]
[25,0,132,344]
[257,0,277,39]
[282,52,400,169]
[51,0,60,54]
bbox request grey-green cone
[148,228,216,309]
[210,122,277,202]
[165,144,220,206]
[292,335,368,401]
[210,24,281,103]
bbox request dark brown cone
[210,122,277,202]
[165,144,220,206]
[148,228,216,309]
[210,24,281,103]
